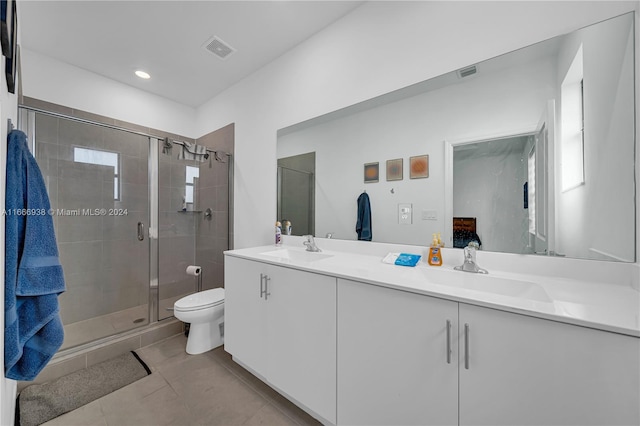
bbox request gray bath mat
[17,351,151,426]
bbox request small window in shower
[73,147,120,199]
[185,165,199,203]
[528,146,536,235]
[561,44,585,192]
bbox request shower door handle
[137,222,145,241]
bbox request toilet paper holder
[186,265,203,292]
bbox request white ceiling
[19,1,364,108]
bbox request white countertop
[225,240,640,338]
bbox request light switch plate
[422,209,437,220]
[399,203,412,224]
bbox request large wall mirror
[277,12,636,262]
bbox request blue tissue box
[394,253,421,267]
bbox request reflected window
[73,147,120,199]
[561,45,585,191]
[185,166,199,203]
[528,147,536,235]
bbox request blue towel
[5,130,65,381]
[394,253,421,267]
[356,192,372,241]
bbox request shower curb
[17,319,182,392]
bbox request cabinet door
[224,256,268,378]
[459,303,640,426]
[266,265,337,424]
[337,279,459,426]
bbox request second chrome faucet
[303,235,322,252]
[454,242,488,274]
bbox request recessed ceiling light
[135,70,151,79]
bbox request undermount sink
[423,268,552,303]
[260,248,334,263]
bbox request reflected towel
[356,192,372,241]
[5,130,65,381]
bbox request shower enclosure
[18,106,232,351]
[277,152,315,236]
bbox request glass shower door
[29,110,151,350]
[277,165,314,236]
[157,144,199,320]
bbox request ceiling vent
[202,36,236,60]
[457,65,477,79]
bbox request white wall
[20,49,197,138]
[195,1,639,250]
[555,12,635,261]
[277,55,555,245]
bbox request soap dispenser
[275,221,282,246]
[428,233,443,266]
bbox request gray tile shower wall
[158,140,199,313]
[195,123,234,290]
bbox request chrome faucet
[454,242,488,274]
[303,235,321,252]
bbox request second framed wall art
[386,158,403,181]
[410,155,429,179]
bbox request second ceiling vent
[203,36,236,60]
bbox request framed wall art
[386,158,403,181]
[4,0,15,93]
[0,0,13,57]
[364,162,379,183]
[410,155,429,179]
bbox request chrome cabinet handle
[259,274,271,300]
[264,276,271,300]
[137,222,145,241]
[446,320,452,364]
[464,323,470,370]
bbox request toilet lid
[174,288,225,312]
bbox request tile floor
[43,334,321,426]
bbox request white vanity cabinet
[224,256,269,376]
[224,255,337,424]
[337,279,459,425]
[459,303,640,426]
[337,278,640,426]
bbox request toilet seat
[174,288,224,312]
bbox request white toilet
[173,288,225,355]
